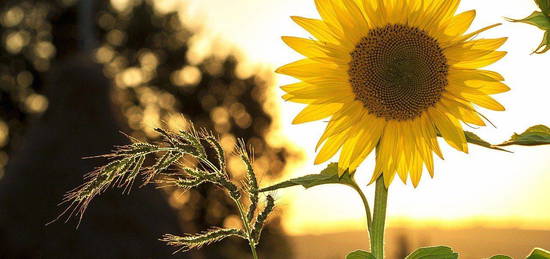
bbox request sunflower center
[348,24,448,121]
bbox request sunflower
[277,0,509,187]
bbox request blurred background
[0,0,548,258]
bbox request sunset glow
[161,0,550,235]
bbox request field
[291,228,550,259]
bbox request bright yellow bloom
[277,0,509,187]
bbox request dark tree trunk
[0,55,184,258]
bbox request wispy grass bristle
[55,121,276,255]
[237,139,259,223]
[205,136,225,170]
[251,195,275,244]
[161,228,246,253]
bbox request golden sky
[147,0,550,235]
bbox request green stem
[370,177,388,259]
[209,157,258,259]
[235,199,259,259]
[349,181,372,235]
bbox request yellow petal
[447,70,510,95]
[315,129,350,164]
[338,128,363,175]
[418,112,444,159]
[291,16,339,43]
[341,0,370,37]
[282,81,345,95]
[451,51,507,69]
[465,80,510,95]
[463,38,508,51]
[443,10,476,37]
[284,92,355,105]
[293,103,343,124]
[428,106,468,153]
[421,0,458,32]
[437,0,461,23]
[371,121,400,186]
[416,137,435,178]
[316,102,365,148]
[446,48,495,65]
[410,152,424,188]
[276,59,340,78]
[281,82,310,93]
[477,69,505,81]
[446,38,507,65]
[315,0,340,29]
[457,23,502,43]
[281,36,327,58]
[448,68,501,82]
[360,0,383,27]
[440,96,486,126]
[348,115,386,171]
[462,93,506,111]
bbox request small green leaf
[405,246,458,259]
[507,3,550,54]
[346,250,376,259]
[527,248,550,259]
[464,131,511,152]
[259,163,354,192]
[508,11,550,30]
[498,125,550,146]
[534,30,550,54]
[489,255,512,259]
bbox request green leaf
[346,250,376,259]
[498,125,550,146]
[405,246,458,259]
[534,30,550,54]
[527,248,550,259]
[536,0,550,16]
[489,255,512,259]
[464,131,511,152]
[508,11,550,30]
[259,163,354,192]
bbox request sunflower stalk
[55,124,276,259]
[371,177,389,259]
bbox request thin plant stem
[349,181,372,235]
[201,155,259,259]
[234,199,259,259]
[370,177,388,259]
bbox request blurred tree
[395,232,412,259]
[0,0,298,258]
[0,0,182,257]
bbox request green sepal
[464,131,511,152]
[405,246,458,259]
[527,248,550,259]
[346,250,376,259]
[508,11,550,30]
[507,4,550,54]
[463,125,550,151]
[489,255,512,259]
[498,125,550,146]
[436,131,510,152]
[259,163,354,192]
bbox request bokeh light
[0,0,548,257]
